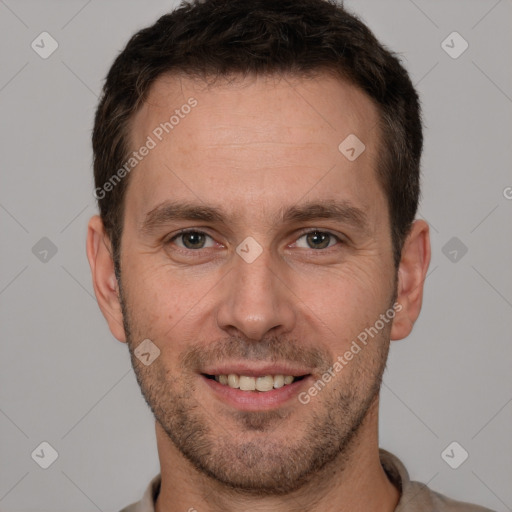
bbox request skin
[87,72,430,511]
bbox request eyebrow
[140,199,369,235]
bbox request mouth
[200,367,312,411]
[203,373,307,392]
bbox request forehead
[125,72,384,228]
[133,72,378,147]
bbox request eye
[166,228,342,253]
[293,230,341,250]
[169,229,216,250]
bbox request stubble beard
[118,278,392,496]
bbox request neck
[155,399,399,512]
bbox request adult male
[86,0,494,510]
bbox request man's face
[117,73,397,493]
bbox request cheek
[121,261,177,332]
[298,260,391,332]
[122,258,223,353]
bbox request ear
[86,215,127,342]
[390,219,431,341]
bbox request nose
[216,245,296,342]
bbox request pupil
[308,231,329,249]
[184,232,204,249]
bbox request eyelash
[166,228,343,253]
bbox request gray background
[1,0,511,510]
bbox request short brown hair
[92,0,422,272]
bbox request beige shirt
[120,449,495,511]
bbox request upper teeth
[215,374,295,392]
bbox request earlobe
[390,220,431,341]
[86,215,127,342]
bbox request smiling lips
[202,367,312,410]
